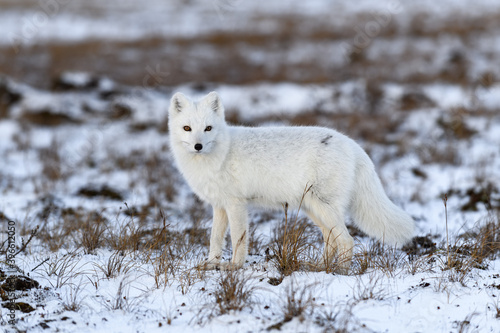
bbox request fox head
[168,91,227,155]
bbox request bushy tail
[350,156,414,246]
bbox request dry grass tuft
[39,251,83,289]
[269,205,320,277]
[268,280,316,330]
[80,211,107,255]
[62,282,86,312]
[445,216,500,276]
[353,273,387,303]
[281,281,316,322]
[195,269,256,324]
[101,277,145,312]
[94,250,135,279]
[213,269,256,315]
[353,241,409,276]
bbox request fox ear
[203,91,224,116]
[169,92,190,115]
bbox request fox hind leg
[306,201,353,274]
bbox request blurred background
[1,0,499,89]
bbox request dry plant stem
[272,185,319,276]
[42,251,83,288]
[267,280,317,330]
[443,194,450,268]
[6,226,39,261]
[31,257,50,272]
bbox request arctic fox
[168,91,414,272]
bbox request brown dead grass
[213,269,256,315]
[270,213,319,277]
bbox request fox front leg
[203,207,229,270]
[226,204,249,269]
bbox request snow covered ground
[1,1,500,332]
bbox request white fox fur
[168,91,414,272]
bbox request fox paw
[315,260,351,275]
[198,261,242,271]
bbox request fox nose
[194,143,203,151]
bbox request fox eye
[183,126,191,131]
[205,126,212,132]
